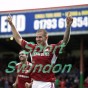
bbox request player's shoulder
[49,44,56,47]
[16,62,21,66]
[27,62,32,66]
[50,40,63,46]
[49,44,56,46]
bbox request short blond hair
[36,29,48,36]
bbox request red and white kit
[16,61,32,88]
[21,39,62,88]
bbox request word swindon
[5,61,72,74]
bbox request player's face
[36,32,47,46]
[19,51,28,62]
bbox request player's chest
[32,45,54,56]
[17,64,30,74]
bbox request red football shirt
[16,61,32,88]
[21,39,62,82]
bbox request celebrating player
[7,12,73,88]
[13,50,32,88]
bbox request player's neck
[43,41,48,46]
[21,60,27,64]
[38,41,48,47]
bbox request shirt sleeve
[21,39,35,52]
[16,63,21,73]
[54,40,64,56]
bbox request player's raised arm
[62,12,73,45]
[7,15,22,45]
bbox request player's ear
[46,35,48,40]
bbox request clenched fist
[7,15,12,24]
[66,12,73,27]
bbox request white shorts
[32,80,55,88]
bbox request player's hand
[66,12,73,27]
[25,82,31,88]
[7,14,12,24]
[12,83,17,88]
